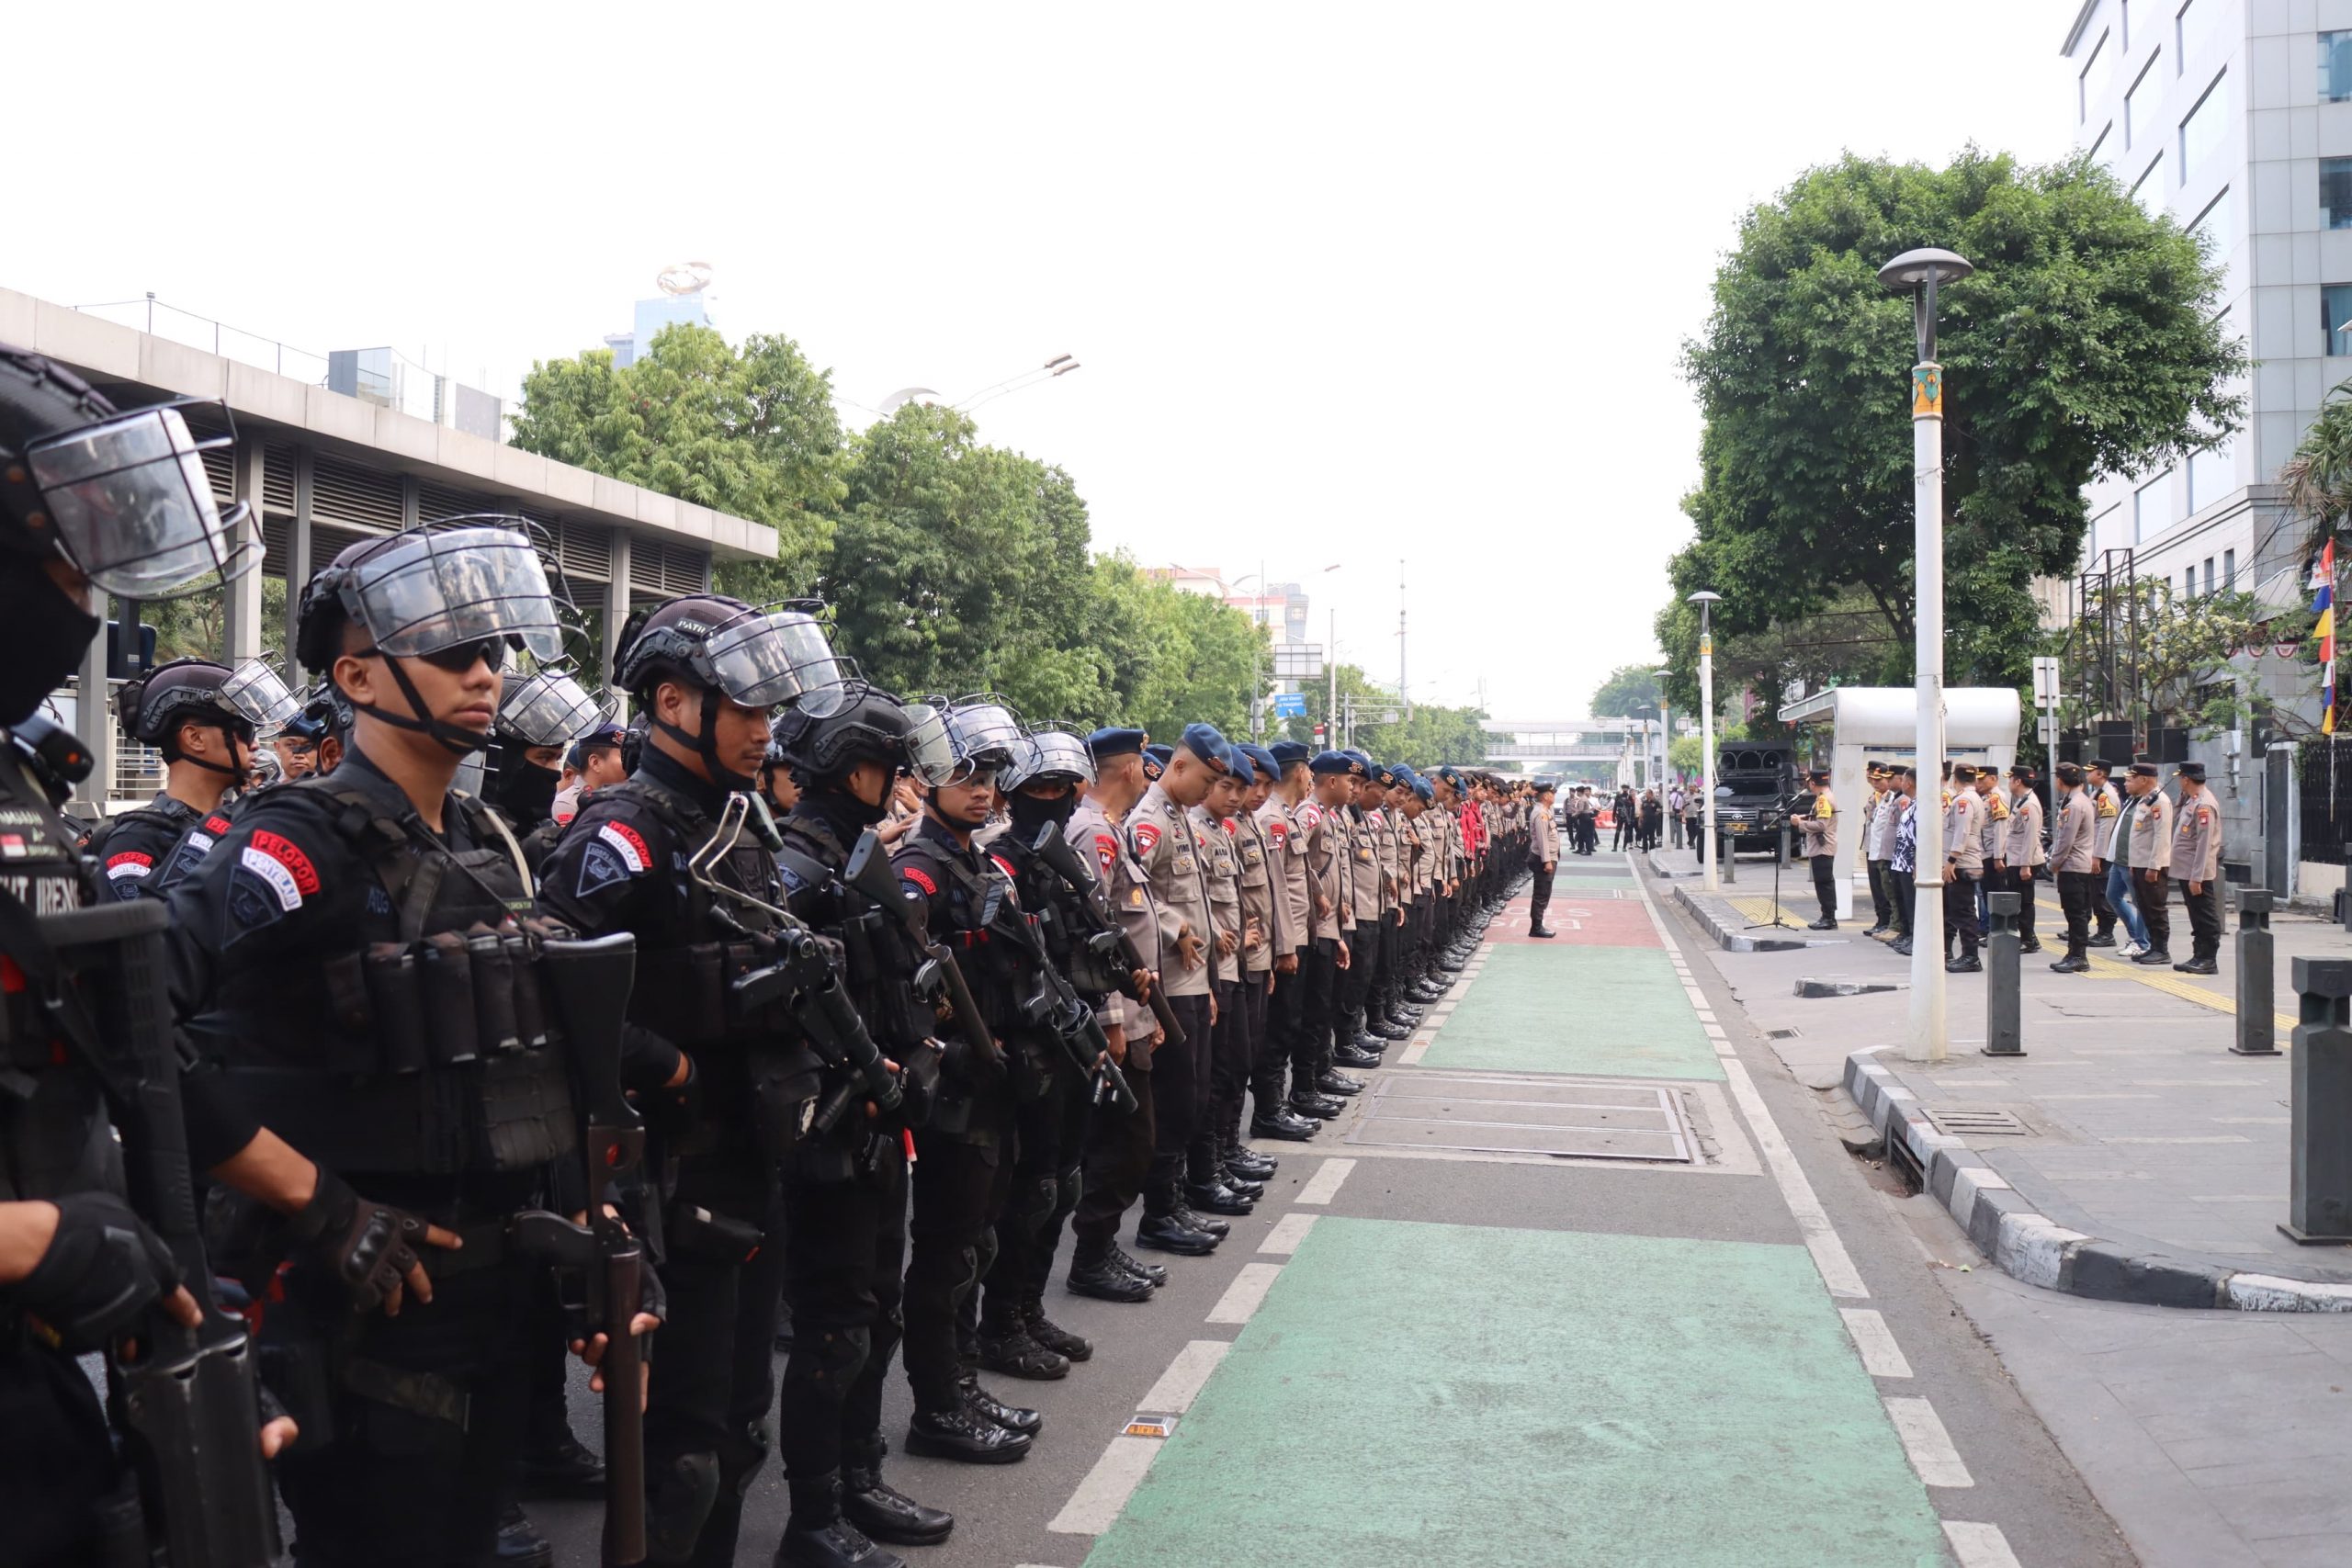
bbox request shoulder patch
[1131,821,1162,857]
[596,820,650,874]
[106,850,153,882]
[246,831,322,897]
[1221,818,1238,837]
[989,852,1018,882]
[1093,831,1119,877]
[573,840,635,899]
[1298,802,1321,828]
[900,864,939,897]
[203,814,233,835]
[1267,818,1289,845]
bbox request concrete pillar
[603,527,632,722]
[282,447,314,679]
[220,438,266,663]
[71,609,117,817]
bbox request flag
[2318,539,2337,735]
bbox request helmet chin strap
[356,652,492,757]
[177,718,254,789]
[652,686,755,792]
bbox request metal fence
[2298,736,2352,865]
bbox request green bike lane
[1057,852,1999,1568]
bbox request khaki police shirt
[1529,803,1559,863]
[1297,797,1343,942]
[1189,804,1243,985]
[1235,807,1281,975]
[2049,790,2097,874]
[2172,786,2220,882]
[1068,795,1158,1059]
[2006,790,2046,868]
[1375,806,1407,908]
[2127,789,2174,871]
[1948,789,1986,874]
[1979,787,2008,867]
[1796,791,1837,858]
[1127,781,1216,998]
[1347,807,1385,922]
[2095,783,2125,864]
[1258,795,1311,954]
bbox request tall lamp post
[1879,246,1973,1064]
[1689,591,1723,892]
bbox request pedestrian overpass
[1483,716,1668,784]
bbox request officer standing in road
[537,593,845,1566]
[769,684,958,1566]
[1064,728,1174,1300]
[89,655,300,897]
[2125,761,2175,966]
[1526,780,1559,937]
[1795,768,1838,931]
[2171,761,2223,975]
[2048,762,2099,974]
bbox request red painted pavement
[1482,895,1661,948]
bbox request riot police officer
[770,682,958,1567]
[484,665,606,869]
[537,593,848,1568]
[0,345,295,1568]
[89,654,300,897]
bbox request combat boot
[1251,1102,1320,1140]
[1108,1241,1168,1285]
[494,1504,553,1568]
[976,1316,1070,1381]
[778,1475,908,1568]
[961,1371,1044,1436]
[1022,1300,1094,1362]
[518,1426,605,1499]
[1185,1177,1256,1215]
[841,1438,954,1547]
[1315,1069,1363,1097]
[1068,1236,1156,1301]
[1225,1139,1278,1181]
[1290,1089,1346,1119]
[1136,1189,1219,1255]
[905,1400,1030,1464]
[1333,1041,1383,1069]
[1171,1197,1231,1237]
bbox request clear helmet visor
[499,670,606,748]
[219,657,302,730]
[704,609,851,716]
[900,702,959,786]
[25,405,255,598]
[944,700,1023,783]
[1006,730,1094,789]
[347,525,563,662]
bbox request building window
[2132,155,2164,213]
[2089,121,2113,163]
[2325,30,2352,101]
[2127,55,2161,146]
[2325,285,2352,354]
[2188,186,2230,250]
[2224,547,2235,589]
[2179,71,2223,181]
[2204,557,2216,596]
[2188,439,2233,511]
[2134,468,2176,541]
[2080,28,2111,122]
[2325,160,2352,230]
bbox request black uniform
[537,746,808,1568]
[84,790,204,901]
[166,748,579,1568]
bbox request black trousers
[1810,854,1836,922]
[2012,867,2041,946]
[989,1064,1092,1321]
[2093,865,2117,935]
[1527,855,1553,931]
[1294,938,1340,1091]
[273,1247,537,1568]
[1150,992,1213,1196]
[778,1144,907,1513]
[1,1339,121,1568]
[2137,868,2172,953]
[1257,962,1301,1111]
[903,1127,1005,1411]
[1943,870,1980,954]
[2058,868,2099,958]
[1074,1062,1154,1246]
[1867,859,1892,927]
[1194,976,1250,1182]
[1339,913,1383,1019]
[2179,876,2223,961]
[1890,867,1916,938]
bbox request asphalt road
[531,851,2133,1566]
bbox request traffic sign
[1272,643,1325,679]
[2036,714,2060,745]
[2031,656,2061,705]
[1272,693,1307,717]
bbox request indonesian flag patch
[1093,832,1119,877]
[596,821,650,874]
[1131,821,1161,857]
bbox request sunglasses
[363,638,510,674]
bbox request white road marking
[1693,1009,1717,1023]
[1940,1522,2023,1568]
[1885,1396,1973,1487]
[1259,1212,1319,1255]
[1046,1436,1160,1533]
[1207,1262,1286,1325]
[1137,1339,1231,1414]
[1397,1038,1431,1065]
[1838,1308,1914,1378]
[1295,1157,1355,1205]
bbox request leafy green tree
[1661,148,2245,708]
[509,322,847,594]
[1589,663,1664,718]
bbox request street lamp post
[1879,246,1973,1064]
[1689,592,1722,893]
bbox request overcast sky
[8,2,2078,718]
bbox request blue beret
[1179,722,1228,765]
[1437,766,1463,788]
[1393,764,1419,785]
[1142,743,1172,773]
[1412,776,1435,803]
[1269,740,1309,769]
[1309,750,1354,775]
[1087,726,1147,761]
[1341,749,1371,768]
[567,723,625,771]
[1239,743,1279,780]
[1370,763,1396,786]
[1224,745,1255,784]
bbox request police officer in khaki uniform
[1526,780,1560,936]
[1794,768,1838,930]
[2048,763,2100,972]
[1185,755,1257,1219]
[1229,744,1291,1182]
[2171,761,2223,974]
[2005,765,2047,953]
[1252,742,1318,1143]
[2126,761,2176,964]
[1944,764,1986,972]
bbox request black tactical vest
[205,774,576,1179]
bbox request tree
[1663,148,2245,706]
[1589,663,1663,718]
[2060,583,2284,739]
[509,323,848,594]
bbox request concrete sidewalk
[1645,849,2352,1311]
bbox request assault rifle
[729,925,904,1135]
[1026,821,1183,1050]
[843,829,1001,1072]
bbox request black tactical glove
[621,1023,699,1137]
[15,1192,181,1352]
[287,1168,431,1311]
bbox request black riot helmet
[941,696,1023,784]
[116,655,300,782]
[1001,727,1095,792]
[776,682,958,789]
[614,596,850,790]
[295,519,564,757]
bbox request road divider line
[1838,1307,1914,1378]
[1207,1262,1285,1325]
[1940,1521,2023,1567]
[1295,1156,1355,1205]
[1136,1339,1231,1414]
[1259,1212,1318,1255]
[1046,1436,1159,1534]
[1398,1037,1431,1065]
[1885,1396,1973,1487]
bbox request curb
[1841,1049,2352,1313]
[1645,848,1694,879]
[1672,885,1810,953]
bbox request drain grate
[1923,1107,2030,1137]
[1766,1028,1801,1040]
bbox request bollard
[1722,829,1736,884]
[2231,888,2278,1057]
[1983,891,2024,1056]
[2280,956,2352,1244]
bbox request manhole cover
[1350,1072,1692,1162]
[1766,1028,1801,1040]
[1923,1107,2030,1137]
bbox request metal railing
[71,294,333,386]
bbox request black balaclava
[801,779,890,843]
[492,751,560,826]
[1007,785,1077,839]
[0,566,99,726]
